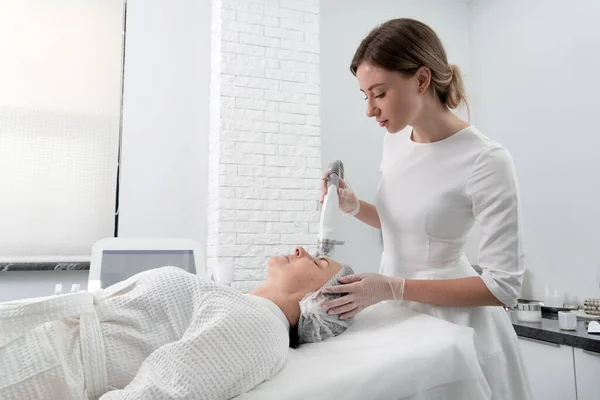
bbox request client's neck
[249,283,302,327]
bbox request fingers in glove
[320,294,354,312]
[337,274,363,284]
[320,281,358,295]
[326,302,358,317]
[320,173,329,203]
[340,308,360,320]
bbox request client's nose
[293,246,308,259]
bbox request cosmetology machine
[316,160,346,257]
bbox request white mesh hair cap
[297,264,355,344]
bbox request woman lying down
[0,246,354,400]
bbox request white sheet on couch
[235,301,491,400]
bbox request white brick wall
[208,0,321,292]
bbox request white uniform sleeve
[466,144,525,307]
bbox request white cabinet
[573,347,600,400]
[517,337,577,400]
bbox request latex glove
[320,171,360,216]
[320,273,405,319]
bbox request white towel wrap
[0,291,109,399]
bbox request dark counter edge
[0,263,90,271]
[513,323,600,354]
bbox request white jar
[558,311,577,330]
[517,300,542,323]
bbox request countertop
[0,262,90,271]
[508,310,600,353]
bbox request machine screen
[99,249,197,288]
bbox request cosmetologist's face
[356,61,422,134]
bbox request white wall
[320,0,474,273]
[0,0,211,302]
[207,0,322,292]
[469,0,600,303]
[117,0,211,255]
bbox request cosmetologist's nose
[366,100,379,118]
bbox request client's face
[267,246,342,295]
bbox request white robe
[376,125,532,400]
[0,267,290,400]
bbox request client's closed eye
[314,258,329,269]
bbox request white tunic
[376,126,532,399]
[0,267,289,400]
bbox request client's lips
[379,120,388,127]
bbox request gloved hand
[320,273,405,319]
[320,171,360,216]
